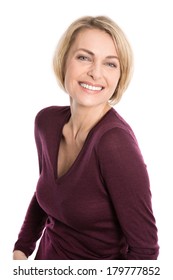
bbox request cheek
[64,66,73,92]
[64,73,71,93]
[110,73,120,90]
[64,73,79,96]
[64,61,76,87]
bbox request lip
[79,81,104,92]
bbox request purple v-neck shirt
[13,106,159,259]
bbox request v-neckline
[55,121,92,183]
[54,107,113,183]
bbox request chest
[57,137,83,178]
[36,127,113,225]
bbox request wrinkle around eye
[104,62,118,69]
[76,55,91,62]
[108,63,117,68]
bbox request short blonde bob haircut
[53,16,133,105]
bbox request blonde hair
[53,16,133,105]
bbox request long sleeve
[13,112,47,257]
[13,194,47,257]
[97,127,159,259]
[34,110,43,175]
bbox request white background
[0,0,172,271]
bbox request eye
[106,62,117,68]
[77,55,91,61]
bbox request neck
[68,102,111,140]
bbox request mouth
[79,82,104,92]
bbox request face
[64,28,121,109]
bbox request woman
[13,16,159,260]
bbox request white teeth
[80,83,102,91]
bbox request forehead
[70,28,118,56]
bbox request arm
[13,193,47,258]
[13,250,28,260]
[97,128,159,260]
[13,112,47,259]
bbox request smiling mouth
[79,82,103,91]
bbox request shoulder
[95,111,143,165]
[35,105,70,120]
[96,108,138,146]
[94,108,141,157]
[35,105,70,127]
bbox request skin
[13,250,27,260]
[58,28,121,178]
[65,28,120,113]
[13,28,121,259]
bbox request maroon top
[13,106,159,259]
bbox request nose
[87,62,102,80]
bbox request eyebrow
[76,48,119,60]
